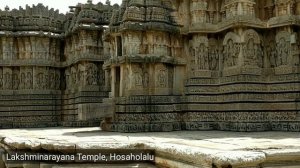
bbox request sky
[0,0,122,13]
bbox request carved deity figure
[12,73,19,90]
[266,41,277,67]
[244,38,262,67]
[26,72,33,89]
[71,66,77,86]
[276,38,289,66]
[3,38,10,60]
[143,71,149,88]
[224,39,239,67]
[209,48,219,70]
[133,71,143,86]
[197,44,209,70]
[132,65,143,87]
[246,39,255,60]
[86,63,98,86]
[36,38,43,59]
[188,45,196,72]
[77,69,83,86]
[255,43,263,68]
[4,72,12,90]
[128,34,141,55]
[49,72,55,90]
[19,73,26,90]
[36,73,44,89]
[18,38,26,59]
[157,68,167,88]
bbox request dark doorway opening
[116,36,122,57]
[115,67,120,97]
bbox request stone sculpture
[101,0,300,133]
[0,0,299,132]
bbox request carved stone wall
[61,1,115,127]
[0,1,117,128]
[102,0,300,133]
[0,34,63,128]
[1,0,300,132]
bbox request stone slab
[0,127,299,167]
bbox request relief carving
[124,33,141,55]
[71,66,77,86]
[20,72,26,90]
[86,63,98,86]
[132,65,143,87]
[223,32,241,68]
[12,70,20,90]
[275,31,291,67]
[198,44,209,70]
[242,29,263,68]
[191,35,209,70]
[143,71,149,88]
[4,69,12,90]
[277,38,289,66]
[26,71,33,89]
[0,1,300,132]
[156,65,168,88]
[223,39,239,67]
[77,64,84,87]
[36,73,44,89]
[208,38,220,70]
[266,39,277,68]
[191,0,208,24]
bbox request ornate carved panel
[223,32,241,68]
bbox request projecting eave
[103,55,186,68]
[181,15,300,35]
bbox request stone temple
[0,0,300,133]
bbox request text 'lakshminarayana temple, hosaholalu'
[0,0,299,132]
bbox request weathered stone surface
[0,0,300,132]
[101,0,300,133]
[0,127,300,167]
[0,1,118,128]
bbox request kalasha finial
[5,5,10,11]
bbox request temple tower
[102,0,186,132]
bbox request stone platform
[0,127,300,168]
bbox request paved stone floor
[0,127,300,168]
